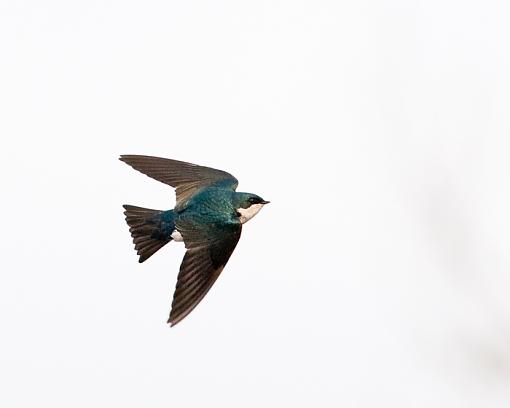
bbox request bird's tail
[122,205,175,263]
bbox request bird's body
[120,155,268,326]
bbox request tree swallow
[120,155,269,326]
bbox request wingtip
[167,311,187,327]
[119,154,139,162]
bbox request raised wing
[168,219,242,326]
[119,155,238,207]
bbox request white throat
[237,203,264,224]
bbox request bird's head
[234,192,270,224]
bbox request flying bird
[120,155,269,326]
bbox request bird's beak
[261,200,270,205]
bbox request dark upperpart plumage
[120,155,269,326]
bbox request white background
[1,1,510,407]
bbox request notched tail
[123,205,175,263]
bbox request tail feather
[123,205,174,263]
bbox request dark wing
[119,155,238,207]
[168,219,242,326]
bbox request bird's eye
[249,197,258,204]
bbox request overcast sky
[2,1,510,407]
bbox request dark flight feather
[119,155,238,208]
[168,218,242,326]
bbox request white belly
[171,230,184,242]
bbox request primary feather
[119,155,238,208]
